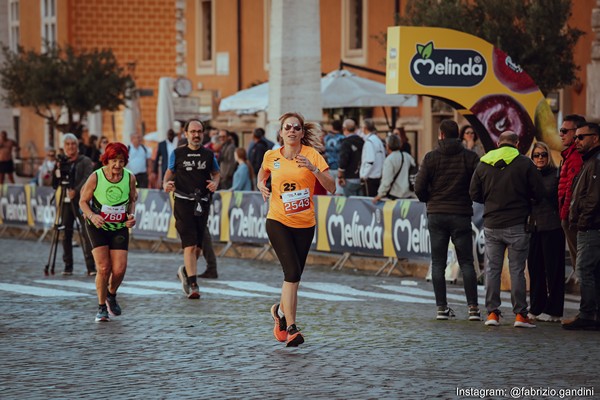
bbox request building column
[587,0,600,120]
[266,0,322,141]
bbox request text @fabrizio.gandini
[456,386,594,399]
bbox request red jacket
[558,143,583,220]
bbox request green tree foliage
[0,43,133,135]
[401,0,584,95]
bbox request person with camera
[79,142,137,322]
[53,133,96,276]
[163,119,220,299]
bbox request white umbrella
[87,107,102,137]
[218,70,417,114]
[122,96,140,146]
[218,82,269,114]
[156,77,175,142]
[321,69,417,108]
[143,131,161,142]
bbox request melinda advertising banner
[1,186,487,263]
[386,26,561,154]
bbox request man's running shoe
[177,265,190,295]
[468,307,481,321]
[286,324,304,347]
[514,313,536,328]
[485,310,501,326]
[106,292,122,316]
[95,305,110,323]
[270,303,288,342]
[188,283,201,299]
[436,307,455,320]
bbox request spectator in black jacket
[414,119,480,321]
[563,122,600,330]
[526,141,564,323]
[470,131,544,328]
[248,128,270,180]
[337,119,364,196]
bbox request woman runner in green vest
[79,142,138,322]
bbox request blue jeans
[343,179,363,197]
[575,230,600,320]
[428,214,478,308]
[483,225,530,315]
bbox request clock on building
[174,77,193,97]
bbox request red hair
[100,142,129,165]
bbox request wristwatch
[313,167,320,174]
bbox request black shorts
[0,160,14,173]
[174,197,209,249]
[85,223,130,251]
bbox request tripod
[44,182,89,276]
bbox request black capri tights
[266,219,315,283]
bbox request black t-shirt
[173,145,218,198]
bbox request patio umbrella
[321,69,417,108]
[122,95,140,145]
[218,70,417,114]
[218,82,269,114]
[156,77,175,142]
[87,108,103,137]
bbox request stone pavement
[0,237,598,400]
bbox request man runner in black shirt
[163,119,220,299]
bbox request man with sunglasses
[558,115,586,278]
[563,122,600,330]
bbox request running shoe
[286,324,304,347]
[468,307,481,321]
[436,307,455,320]
[485,310,501,326]
[177,265,190,295]
[188,283,201,300]
[270,303,288,342]
[106,292,122,316]
[95,306,110,323]
[514,313,536,328]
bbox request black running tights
[266,219,315,283]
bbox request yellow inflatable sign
[386,26,561,153]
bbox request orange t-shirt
[262,145,329,228]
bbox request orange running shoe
[270,304,287,342]
[485,310,501,326]
[514,313,536,328]
[286,324,304,347]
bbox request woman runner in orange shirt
[257,112,335,347]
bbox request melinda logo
[410,41,487,87]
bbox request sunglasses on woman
[532,152,548,159]
[283,123,302,132]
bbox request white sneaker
[527,312,538,321]
[177,265,190,295]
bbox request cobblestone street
[0,238,598,399]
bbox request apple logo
[492,48,537,94]
[470,94,535,154]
